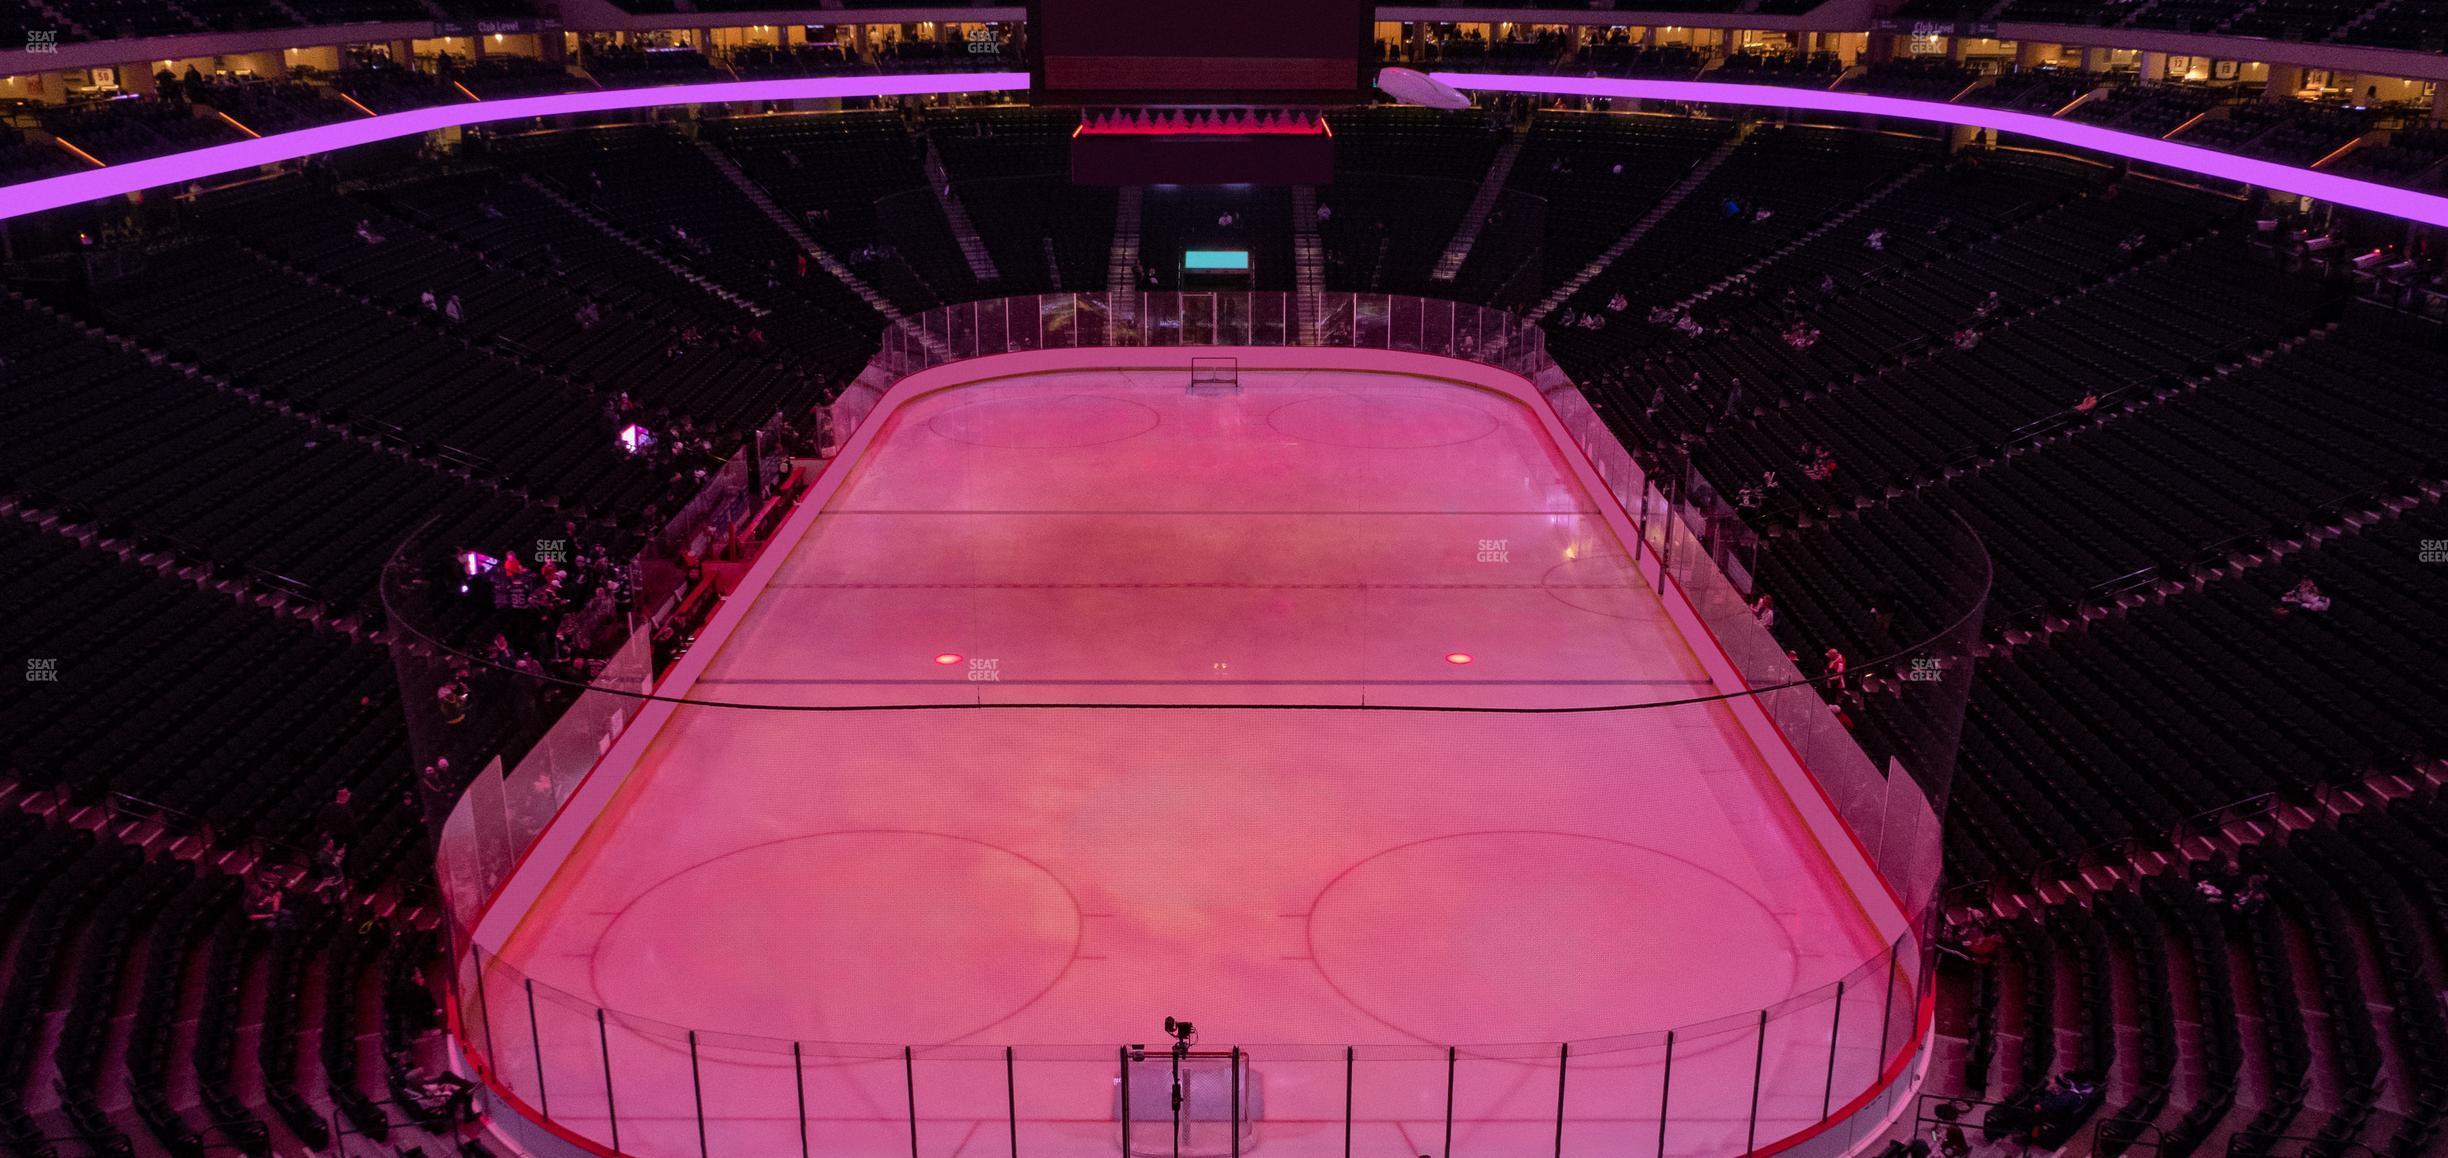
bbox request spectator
[1961,923,2005,967]
[2276,577,2330,615]
[418,758,455,799]
[244,875,295,930]
[2038,1073,2087,1122]
[444,294,465,324]
[436,679,470,725]
[1929,1101,1972,1158]
[1750,592,1775,630]
[310,835,348,899]
[318,786,358,846]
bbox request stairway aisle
[1529,127,1751,322]
[922,136,1001,284]
[690,140,905,325]
[1108,186,1143,344]
[1431,119,1530,283]
[1292,185,1325,345]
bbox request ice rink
[483,366,1901,1157]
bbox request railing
[1946,792,2280,918]
[390,293,1986,1158]
[2225,1133,2381,1157]
[860,290,1556,383]
[2096,1115,2165,1154]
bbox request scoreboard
[1031,0,1372,106]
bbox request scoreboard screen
[1031,0,1371,106]
[1183,250,1251,271]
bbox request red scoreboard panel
[1031,0,1372,106]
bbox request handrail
[2095,1115,2164,1153]
[1947,790,2280,915]
[2224,1132,2380,1156]
[1989,469,2417,631]
[107,789,210,830]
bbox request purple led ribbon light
[1433,71,2448,228]
[4,69,2444,228]
[0,71,1031,221]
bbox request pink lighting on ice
[458,347,1931,1158]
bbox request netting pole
[1343,1047,1354,1158]
[904,1046,920,1158]
[1632,477,1651,568]
[1878,938,1899,1067]
[1653,481,1673,595]
[524,979,547,1117]
[1656,1031,1674,1158]
[1746,1010,1768,1152]
[1120,1047,1133,1155]
[1823,981,1846,1118]
[596,1008,618,1152]
[1553,1043,1569,1158]
[1231,1047,1243,1158]
[471,953,498,1077]
[1006,1046,1019,1157]
[689,1030,707,1158]
[1443,1045,1457,1158]
[793,1042,809,1158]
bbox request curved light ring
[0,71,1030,222]
[1433,71,2448,228]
